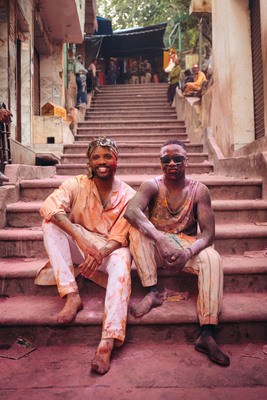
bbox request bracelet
[186,247,193,259]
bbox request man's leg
[167,233,230,366]
[42,221,83,323]
[129,227,162,317]
[42,221,107,323]
[91,247,132,374]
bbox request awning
[86,22,167,59]
[95,16,113,35]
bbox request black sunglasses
[160,155,185,165]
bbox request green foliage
[97,0,211,54]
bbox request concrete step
[18,175,263,201]
[75,131,188,140]
[63,143,204,155]
[6,200,267,228]
[78,120,185,127]
[1,223,267,257]
[93,95,168,101]
[55,162,214,176]
[0,254,266,297]
[60,153,209,165]
[0,291,266,345]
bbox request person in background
[182,64,206,98]
[131,61,139,84]
[88,59,100,93]
[108,59,117,85]
[181,69,194,92]
[143,60,152,83]
[167,58,181,107]
[74,55,88,106]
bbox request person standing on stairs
[35,137,135,375]
[124,139,230,367]
[167,58,181,107]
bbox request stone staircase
[0,83,267,348]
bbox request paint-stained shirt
[149,175,199,236]
[40,175,136,246]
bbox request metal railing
[0,121,12,174]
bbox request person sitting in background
[181,69,194,92]
[182,64,206,98]
[167,58,181,107]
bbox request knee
[198,247,222,272]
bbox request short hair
[184,69,191,76]
[161,140,187,151]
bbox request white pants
[42,221,132,343]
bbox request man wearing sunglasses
[125,139,230,366]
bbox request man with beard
[35,137,135,374]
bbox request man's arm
[188,183,215,257]
[50,214,102,264]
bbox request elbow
[124,206,135,224]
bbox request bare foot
[130,291,162,318]
[57,292,83,324]
[91,338,114,374]
[195,335,230,366]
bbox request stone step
[19,175,263,201]
[60,153,209,165]
[93,94,168,101]
[85,112,177,119]
[6,200,267,228]
[0,291,266,345]
[0,253,266,297]
[75,131,188,140]
[78,120,185,128]
[1,223,267,257]
[55,162,214,176]
[63,143,204,155]
[91,101,168,107]
[89,106,175,112]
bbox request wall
[40,44,64,109]
[260,0,267,144]
[211,0,254,156]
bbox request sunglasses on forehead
[160,155,185,165]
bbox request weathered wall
[260,0,267,145]
[211,0,254,156]
[40,44,64,110]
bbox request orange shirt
[40,175,136,246]
[194,71,206,87]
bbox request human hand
[164,248,191,271]
[76,236,102,278]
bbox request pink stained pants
[42,221,132,343]
[129,227,223,326]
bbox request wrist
[186,247,193,259]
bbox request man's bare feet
[195,335,230,366]
[57,292,83,324]
[130,291,162,318]
[91,338,114,374]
